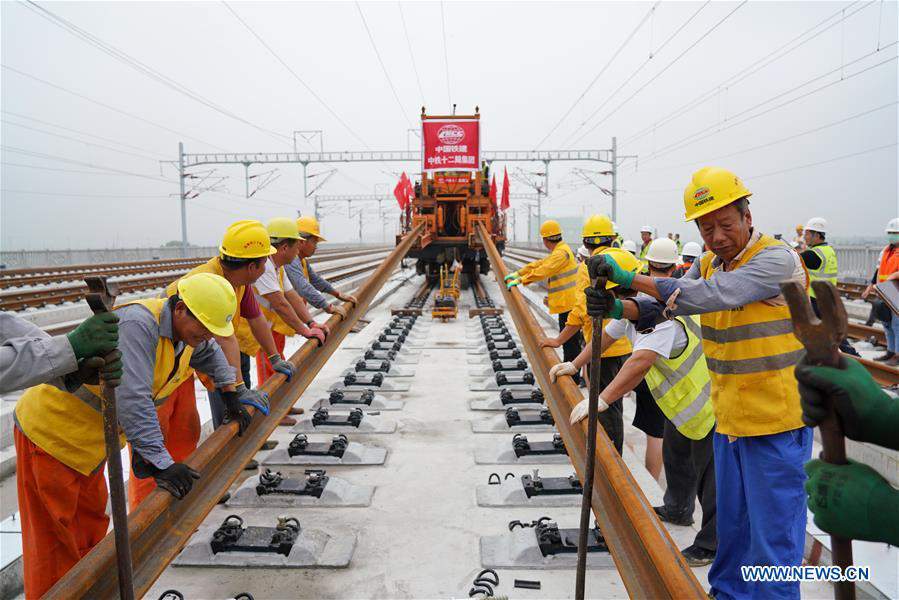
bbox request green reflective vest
[808,244,838,298]
[644,315,715,440]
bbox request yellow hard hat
[176,272,237,337]
[581,214,614,239]
[220,220,276,259]
[683,167,752,222]
[296,215,326,241]
[267,217,304,240]
[596,247,643,289]
[539,220,562,238]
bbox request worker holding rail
[285,216,358,320]
[539,214,634,455]
[504,219,582,379]
[235,217,327,384]
[13,273,239,598]
[586,167,811,599]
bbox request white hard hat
[644,238,679,264]
[681,241,702,258]
[621,239,637,254]
[576,245,590,260]
[639,225,655,234]
[887,218,899,233]
[804,217,827,234]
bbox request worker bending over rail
[14,273,239,598]
[540,214,633,454]
[286,216,358,318]
[0,311,119,394]
[587,167,811,599]
[504,219,581,378]
[237,217,327,384]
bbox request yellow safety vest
[566,248,632,357]
[14,299,197,475]
[235,260,294,356]
[699,235,806,437]
[639,242,650,274]
[644,316,715,440]
[517,242,578,314]
[807,244,838,299]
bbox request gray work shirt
[633,232,806,328]
[116,301,235,470]
[284,257,338,310]
[0,312,78,394]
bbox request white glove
[569,396,609,425]
[549,361,577,383]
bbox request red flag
[403,172,414,203]
[489,175,497,207]
[394,173,409,209]
[500,167,510,211]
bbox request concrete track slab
[227,473,374,508]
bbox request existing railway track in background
[0,248,392,312]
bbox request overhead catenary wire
[533,2,660,150]
[398,2,427,108]
[355,2,413,129]
[23,1,293,148]
[221,1,371,150]
[1,119,165,162]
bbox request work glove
[220,390,252,436]
[503,271,520,283]
[302,327,326,347]
[506,276,522,289]
[804,459,899,546]
[70,350,124,388]
[549,361,578,383]
[327,303,350,319]
[309,320,330,337]
[235,383,270,416]
[268,353,295,380]
[154,463,201,500]
[588,254,635,288]
[584,287,623,319]
[569,396,610,425]
[338,292,358,306]
[66,312,119,360]
[795,356,897,449]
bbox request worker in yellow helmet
[504,219,582,376]
[587,167,811,598]
[129,220,300,507]
[14,273,240,598]
[539,214,634,454]
[235,217,327,385]
[285,216,358,316]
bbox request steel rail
[477,223,705,599]
[45,225,423,600]
[846,321,886,346]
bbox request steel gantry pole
[611,137,618,222]
[178,142,188,258]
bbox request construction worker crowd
[1,216,357,598]
[506,166,899,599]
[2,166,899,599]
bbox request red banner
[421,118,480,172]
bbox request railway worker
[551,243,718,567]
[539,214,634,454]
[612,220,624,248]
[795,355,899,547]
[504,219,582,374]
[0,311,119,394]
[285,215,358,322]
[862,217,899,365]
[792,223,807,252]
[236,217,327,385]
[576,245,590,263]
[798,217,859,357]
[14,273,239,598]
[638,225,655,273]
[621,239,637,255]
[586,166,812,599]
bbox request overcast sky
[2,0,897,250]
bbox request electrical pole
[611,137,617,222]
[178,141,187,257]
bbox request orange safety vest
[877,245,899,281]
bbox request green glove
[67,312,119,361]
[504,271,520,282]
[588,254,635,288]
[795,356,899,450]
[506,276,522,289]
[584,287,623,319]
[804,459,899,546]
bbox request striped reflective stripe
[705,348,804,375]
[548,267,579,283]
[682,315,702,339]
[648,341,705,399]
[670,380,711,427]
[548,279,578,293]
[701,319,794,344]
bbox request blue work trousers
[883,312,899,353]
[709,427,812,600]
